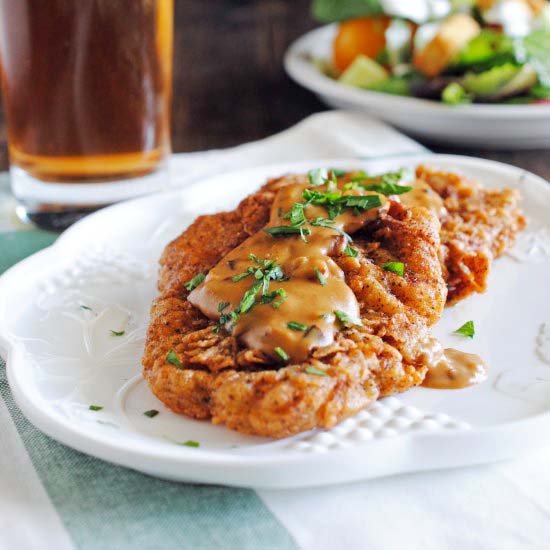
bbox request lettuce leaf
[522,30,550,87]
[450,30,515,73]
[312,0,383,22]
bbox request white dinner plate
[284,25,550,149]
[0,154,549,488]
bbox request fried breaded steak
[143,174,447,438]
[414,165,526,304]
[142,167,525,438]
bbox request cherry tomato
[333,16,391,73]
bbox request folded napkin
[0,111,548,550]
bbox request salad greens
[313,1,550,105]
[312,0,382,22]
[523,29,550,86]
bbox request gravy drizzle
[189,178,388,361]
[419,338,487,389]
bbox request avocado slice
[462,63,536,99]
[338,55,389,89]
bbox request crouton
[413,14,481,77]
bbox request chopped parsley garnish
[334,309,363,328]
[89,405,103,411]
[274,347,289,361]
[303,188,342,206]
[341,195,383,210]
[287,321,308,331]
[215,256,286,333]
[282,202,307,227]
[180,440,200,448]
[383,262,405,277]
[218,302,229,312]
[143,409,159,418]
[231,271,252,282]
[184,272,205,291]
[265,288,287,308]
[263,226,311,237]
[303,188,382,220]
[308,168,328,186]
[361,182,412,195]
[166,349,183,368]
[330,168,347,177]
[110,330,125,336]
[314,267,327,286]
[344,170,411,196]
[239,281,261,314]
[344,245,358,258]
[455,320,475,338]
[305,365,328,376]
[80,305,92,311]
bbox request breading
[143,175,446,438]
[413,14,480,77]
[415,165,526,304]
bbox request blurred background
[0,0,545,176]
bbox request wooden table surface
[0,0,548,179]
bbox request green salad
[312,0,550,104]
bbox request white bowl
[284,25,550,149]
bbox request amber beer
[0,0,173,184]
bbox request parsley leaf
[455,320,475,338]
[334,309,363,328]
[303,188,382,220]
[308,168,328,186]
[287,321,308,331]
[263,226,311,237]
[383,262,405,277]
[180,440,200,448]
[89,405,103,411]
[166,349,183,368]
[330,168,347,177]
[305,365,328,376]
[110,330,125,336]
[239,281,262,314]
[347,170,410,196]
[143,409,159,418]
[315,267,327,286]
[274,347,289,361]
[184,272,205,291]
[282,202,308,227]
[361,182,412,195]
[344,245,358,257]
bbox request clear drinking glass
[0,0,173,230]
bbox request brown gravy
[423,348,487,389]
[189,179,388,361]
[399,179,447,218]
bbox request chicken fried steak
[142,166,523,438]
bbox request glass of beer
[0,0,173,230]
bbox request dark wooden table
[0,0,548,179]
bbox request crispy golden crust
[143,175,446,438]
[416,165,526,304]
